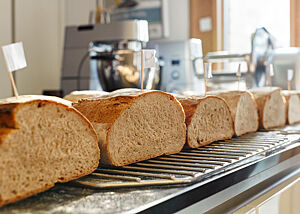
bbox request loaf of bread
[208,91,259,136]
[73,89,186,166]
[0,95,100,207]
[281,90,300,125]
[64,90,109,102]
[176,95,234,148]
[249,87,286,129]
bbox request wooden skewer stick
[287,69,294,91]
[268,64,274,88]
[8,72,19,98]
[140,50,144,90]
[204,63,207,96]
[204,62,212,96]
[237,63,241,91]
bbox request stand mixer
[61,20,160,95]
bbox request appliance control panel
[148,39,203,93]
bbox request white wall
[14,0,64,95]
[0,0,101,97]
[0,0,13,98]
[64,0,96,26]
[13,0,97,95]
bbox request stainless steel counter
[1,125,300,214]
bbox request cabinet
[234,176,300,214]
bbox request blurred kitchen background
[0,0,299,98]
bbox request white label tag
[2,42,27,72]
[142,49,157,68]
[287,69,294,81]
[205,62,213,78]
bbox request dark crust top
[73,90,185,125]
[176,95,231,125]
[0,97,99,150]
[0,103,18,129]
[177,95,234,148]
[281,91,300,125]
[250,88,285,129]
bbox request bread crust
[0,96,100,207]
[73,90,186,166]
[208,91,259,136]
[0,99,98,145]
[281,91,300,124]
[177,95,235,148]
[64,90,109,102]
[282,94,291,124]
[250,87,286,129]
[0,183,54,207]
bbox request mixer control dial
[171,70,180,79]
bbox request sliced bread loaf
[208,91,259,136]
[250,87,286,129]
[73,89,186,166]
[0,95,100,207]
[176,95,234,148]
[64,90,109,102]
[281,90,300,125]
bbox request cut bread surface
[281,90,300,125]
[0,95,100,207]
[73,90,186,166]
[208,91,259,136]
[177,95,234,148]
[250,87,286,129]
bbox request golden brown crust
[74,90,184,128]
[0,98,98,144]
[210,91,259,135]
[282,94,291,124]
[175,98,199,125]
[74,96,137,124]
[177,95,234,148]
[0,161,98,207]
[252,93,268,129]
[280,96,287,127]
[0,183,54,207]
[0,96,100,207]
[0,103,18,129]
[250,88,285,129]
[281,91,300,125]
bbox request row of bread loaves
[1,87,298,207]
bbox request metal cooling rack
[71,130,300,189]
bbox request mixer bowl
[91,49,160,92]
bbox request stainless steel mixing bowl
[90,41,161,92]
